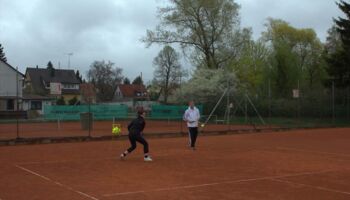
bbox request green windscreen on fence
[44,105,128,120]
[150,105,203,119]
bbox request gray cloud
[0,0,344,82]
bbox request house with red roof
[113,84,149,102]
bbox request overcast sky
[0,0,343,82]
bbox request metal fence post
[244,97,248,123]
[88,100,91,137]
[297,80,300,128]
[332,81,335,125]
[268,78,271,128]
[347,86,350,119]
[16,67,19,139]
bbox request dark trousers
[127,134,149,154]
[188,127,198,147]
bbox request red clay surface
[0,120,262,140]
[0,128,350,200]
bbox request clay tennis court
[0,128,349,200]
[0,120,263,140]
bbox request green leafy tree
[230,38,271,94]
[123,78,131,85]
[47,61,53,69]
[75,70,83,83]
[325,0,350,88]
[336,1,350,49]
[0,43,7,62]
[304,42,327,89]
[56,96,65,105]
[68,96,78,105]
[132,76,144,85]
[324,26,342,55]
[271,42,299,97]
[263,18,326,94]
[143,0,245,69]
[47,61,55,77]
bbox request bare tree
[142,0,246,69]
[87,60,123,102]
[153,46,185,103]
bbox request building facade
[24,67,82,107]
[0,60,24,111]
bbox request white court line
[103,170,334,197]
[277,147,350,158]
[17,147,350,166]
[18,157,116,165]
[272,178,350,196]
[15,165,50,181]
[18,153,176,166]
[14,165,99,200]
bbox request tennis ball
[201,124,205,128]
[112,127,121,136]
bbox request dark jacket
[128,115,145,135]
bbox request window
[6,99,14,110]
[31,101,42,110]
[63,84,78,89]
[44,81,50,89]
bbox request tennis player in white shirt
[183,101,200,150]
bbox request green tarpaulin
[150,105,202,119]
[44,105,128,120]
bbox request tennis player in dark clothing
[120,108,152,162]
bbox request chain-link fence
[1,86,349,142]
[227,81,350,129]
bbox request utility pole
[140,72,143,84]
[66,53,73,69]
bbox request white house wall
[0,61,23,98]
[23,100,52,115]
[112,86,124,101]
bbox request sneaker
[120,154,126,160]
[144,156,153,162]
[191,147,196,151]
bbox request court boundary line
[16,148,265,166]
[277,147,350,158]
[272,178,350,196]
[17,157,116,165]
[16,150,202,166]
[14,164,100,200]
[16,153,176,166]
[102,170,336,197]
